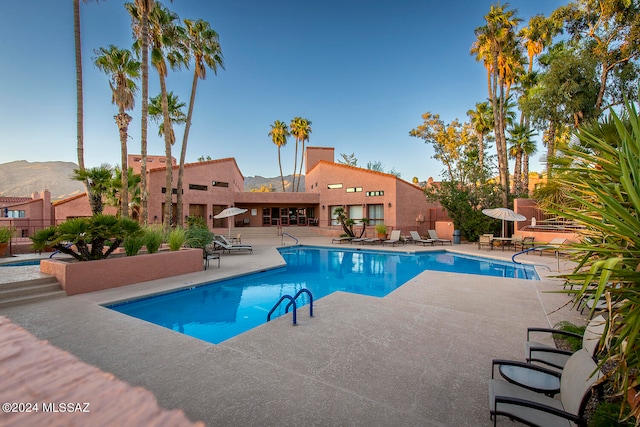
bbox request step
[0,276,58,291]
[0,289,66,309]
[0,282,64,300]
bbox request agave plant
[548,94,640,418]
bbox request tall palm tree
[296,118,312,192]
[73,0,86,174]
[472,4,522,207]
[269,120,290,192]
[507,124,536,197]
[72,165,114,215]
[126,0,156,224]
[466,101,494,171]
[94,45,140,218]
[176,19,224,225]
[148,91,187,140]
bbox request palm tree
[148,91,187,141]
[472,4,522,207]
[507,124,536,197]
[73,0,86,174]
[289,117,312,192]
[93,45,140,218]
[177,19,224,225]
[105,166,142,217]
[466,101,494,171]
[269,120,290,192]
[72,165,114,215]
[126,0,156,224]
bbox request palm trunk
[74,0,85,173]
[296,138,306,192]
[159,72,173,231]
[522,152,530,196]
[177,72,199,226]
[140,9,150,224]
[291,137,299,192]
[546,121,556,179]
[278,147,285,192]
[513,150,522,197]
[477,133,484,172]
[115,111,132,218]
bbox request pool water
[108,247,538,344]
[0,260,41,267]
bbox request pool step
[0,277,66,308]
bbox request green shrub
[0,226,15,243]
[144,226,164,254]
[186,216,208,229]
[553,321,586,352]
[168,227,186,251]
[588,399,634,427]
[185,226,214,249]
[123,234,145,256]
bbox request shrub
[552,321,586,352]
[123,234,145,256]
[185,226,214,249]
[0,226,15,243]
[168,227,186,251]
[144,226,164,254]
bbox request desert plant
[185,225,214,249]
[123,233,145,256]
[0,226,14,243]
[30,215,140,261]
[168,227,186,251]
[374,223,387,236]
[186,215,208,229]
[549,94,640,419]
[143,226,164,254]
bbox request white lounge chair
[533,237,567,256]
[214,236,253,254]
[427,230,452,245]
[383,230,402,246]
[332,236,352,244]
[409,231,434,246]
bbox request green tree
[466,101,494,171]
[93,45,140,218]
[71,165,114,215]
[177,18,224,225]
[105,166,142,218]
[337,153,358,166]
[148,91,186,140]
[289,117,312,192]
[269,120,290,192]
[472,3,523,207]
[507,124,536,197]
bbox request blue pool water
[0,260,41,267]
[108,247,538,344]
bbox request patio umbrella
[482,208,526,237]
[214,207,248,239]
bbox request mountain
[0,161,85,201]
[0,160,305,200]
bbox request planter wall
[41,248,203,296]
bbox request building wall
[128,154,176,175]
[305,146,335,174]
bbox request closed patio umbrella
[482,208,526,237]
[214,207,248,239]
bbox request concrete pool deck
[0,239,585,426]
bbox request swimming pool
[0,260,41,267]
[108,247,538,344]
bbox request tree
[507,124,536,197]
[105,166,142,217]
[177,18,224,226]
[550,0,640,112]
[126,0,156,224]
[93,45,140,218]
[289,117,312,192]
[366,161,385,172]
[466,101,494,171]
[337,153,358,166]
[197,155,211,162]
[72,165,114,215]
[472,3,523,207]
[148,91,186,140]
[269,120,290,192]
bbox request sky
[0,0,567,184]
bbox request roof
[307,160,423,190]
[52,192,87,206]
[0,197,32,208]
[147,157,245,180]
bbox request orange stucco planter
[41,248,202,296]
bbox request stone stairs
[0,276,66,308]
[226,226,327,240]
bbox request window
[346,187,362,193]
[188,184,208,191]
[368,204,384,225]
[161,188,178,194]
[330,206,342,225]
[212,181,229,188]
[7,210,25,218]
[327,183,343,189]
[348,205,363,222]
[366,191,384,196]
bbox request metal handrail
[267,295,297,325]
[512,247,554,272]
[285,288,314,318]
[281,232,298,246]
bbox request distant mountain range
[0,160,304,200]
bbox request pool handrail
[281,232,298,246]
[512,248,554,272]
[267,294,297,325]
[285,288,314,318]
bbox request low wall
[41,248,203,296]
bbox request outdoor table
[492,237,514,251]
[499,364,560,397]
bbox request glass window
[330,206,342,225]
[188,184,208,191]
[366,191,384,196]
[348,205,363,222]
[327,183,343,189]
[212,181,229,188]
[368,204,384,225]
[346,187,363,193]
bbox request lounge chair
[361,237,384,245]
[427,230,452,245]
[478,234,494,250]
[383,230,402,246]
[526,315,605,370]
[533,237,567,256]
[331,236,352,244]
[409,231,434,246]
[489,348,601,427]
[214,236,253,254]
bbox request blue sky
[0,0,566,183]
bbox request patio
[0,238,583,426]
